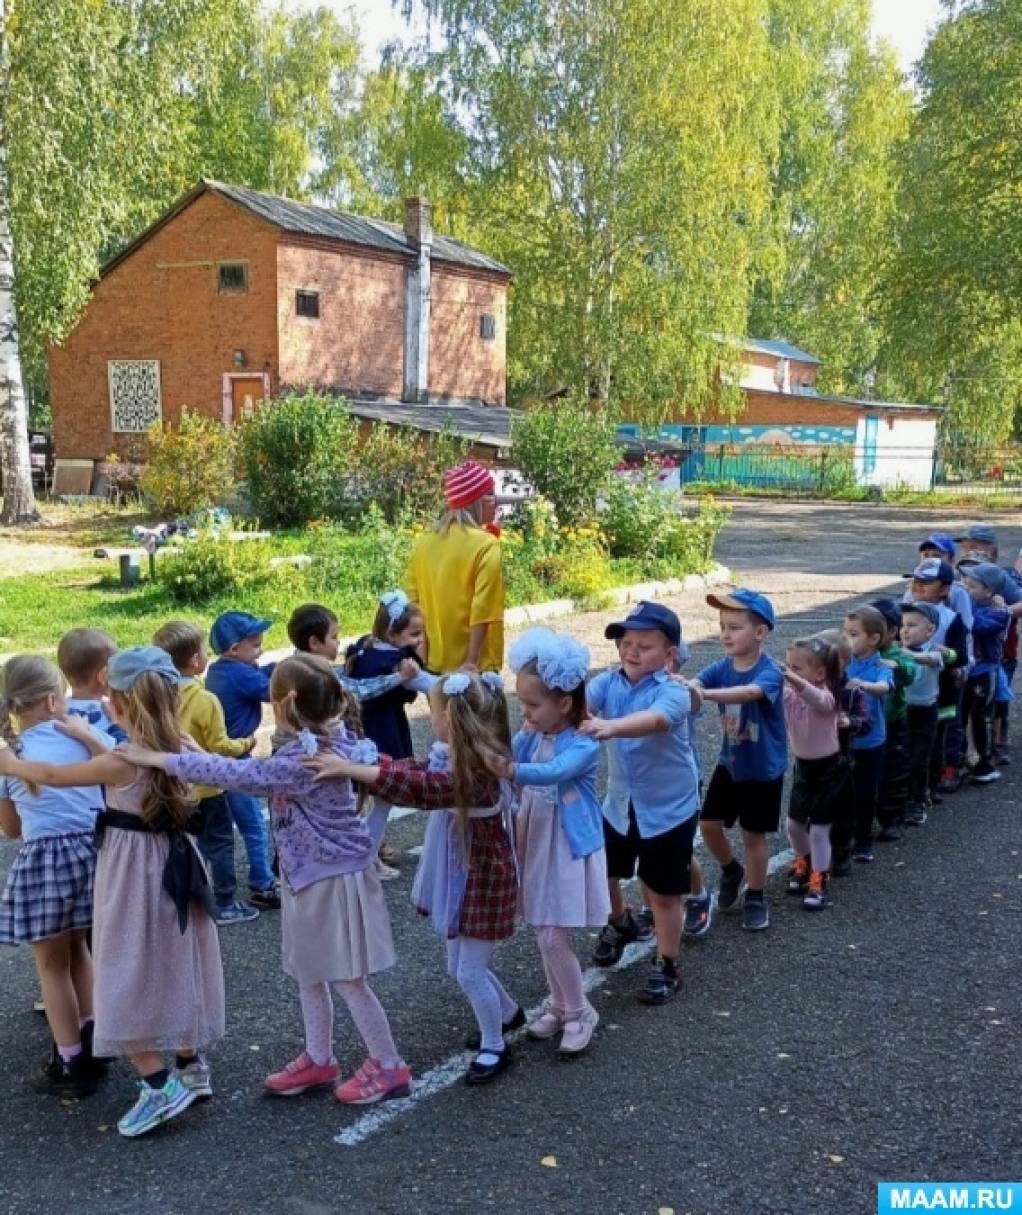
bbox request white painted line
[334,845,795,1147]
[388,806,419,824]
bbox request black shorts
[700,764,784,834]
[603,806,697,897]
[787,754,850,827]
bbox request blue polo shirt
[586,667,699,839]
[696,652,787,781]
[847,653,894,750]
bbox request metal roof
[739,337,823,365]
[100,180,512,281]
[747,386,941,414]
[206,181,512,276]
[343,399,518,447]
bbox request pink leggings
[535,926,587,1018]
[298,979,401,1070]
[787,818,832,874]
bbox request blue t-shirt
[0,722,103,840]
[847,653,894,750]
[696,652,787,781]
[66,697,128,744]
[205,657,275,737]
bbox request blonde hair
[110,672,195,830]
[434,500,485,537]
[430,674,511,858]
[153,620,204,672]
[0,656,65,793]
[56,628,117,686]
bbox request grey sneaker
[215,901,259,926]
[117,1075,196,1138]
[717,863,745,912]
[174,1056,213,1101]
[741,894,770,932]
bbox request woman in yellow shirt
[406,461,505,673]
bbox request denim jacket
[512,727,603,860]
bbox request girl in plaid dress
[0,656,104,1098]
[306,671,521,1086]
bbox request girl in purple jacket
[118,654,411,1108]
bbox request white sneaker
[174,1055,213,1100]
[373,858,401,881]
[526,1004,565,1040]
[558,1006,599,1056]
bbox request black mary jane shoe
[464,1005,526,1051]
[465,1047,512,1087]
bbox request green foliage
[511,400,619,525]
[342,422,472,524]
[160,532,300,606]
[602,475,730,572]
[303,510,413,603]
[240,392,359,527]
[139,410,237,517]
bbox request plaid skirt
[460,814,518,941]
[0,830,96,944]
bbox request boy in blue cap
[583,601,700,1004]
[687,588,787,932]
[205,611,279,908]
[958,562,1012,783]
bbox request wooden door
[231,376,265,422]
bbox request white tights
[446,936,518,1060]
[787,818,832,874]
[535,925,587,1018]
[299,979,401,1070]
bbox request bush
[340,421,472,524]
[240,391,359,527]
[303,508,413,602]
[160,531,300,605]
[602,473,730,573]
[140,410,237,517]
[511,396,619,525]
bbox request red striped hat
[444,460,495,510]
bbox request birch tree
[0,0,36,524]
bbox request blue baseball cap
[605,601,682,648]
[902,601,940,628]
[870,597,903,629]
[962,562,1006,593]
[918,532,956,558]
[210,611,272,655]
[107,645,182,691]
[905,558,954,585]
[955,524,997,546]
[706,587,776,630]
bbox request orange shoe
[786,854,810,894]
[264,1051,340,1097]
[803,871,829,911]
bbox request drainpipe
[403,196,432,404]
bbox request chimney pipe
[404,196,433,248]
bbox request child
[959,562,1012,784]
[781,637,847,911]
[915,535,974,635]
[345,592,438,870]
[870,599,917,843]
[688,589,786,933]
[508,628,608,1054]
[305,672,520,1085]
[204,611,280,908]
[153,620,258,927]
[583,601,700,1001]
[900,602,949,826]
[0,647,225,1138]
[119,653,412,1106]
[812,629,870,877]
[843,605,894,863]
[0,656,103,1097]
[57,628,127,743]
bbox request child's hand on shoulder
[55,714,99,745]
[398,657,421,682]
[579,716,616,741]
[114,742,168,770]
[302,751,356,783]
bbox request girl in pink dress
[508,629,609,1057]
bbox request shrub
[533,533,613,605]
[140,410,237,517]
[511,396,619,525]
[602,472,730,573]
[240,391,359,527]
[303,508,413,603]
[160,531,298,605]
[340,421,472,524]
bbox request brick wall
[277,239,406,398]
[429,266,507,406]
[718,390,864,428]
[48,191,280,460]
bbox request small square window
[218,262,248,293]
[296,290,320,319]
[480,313,496,341]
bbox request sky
[278,0,947,74]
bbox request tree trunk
[0,0,37,524]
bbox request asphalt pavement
[2,500,1021,1215]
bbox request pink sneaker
[333,1058,411,1106]
[264,1051,340,1097]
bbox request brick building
[48,181,512,466]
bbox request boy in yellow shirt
[153,620,258,926]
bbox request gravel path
[2,499,1020,1215]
